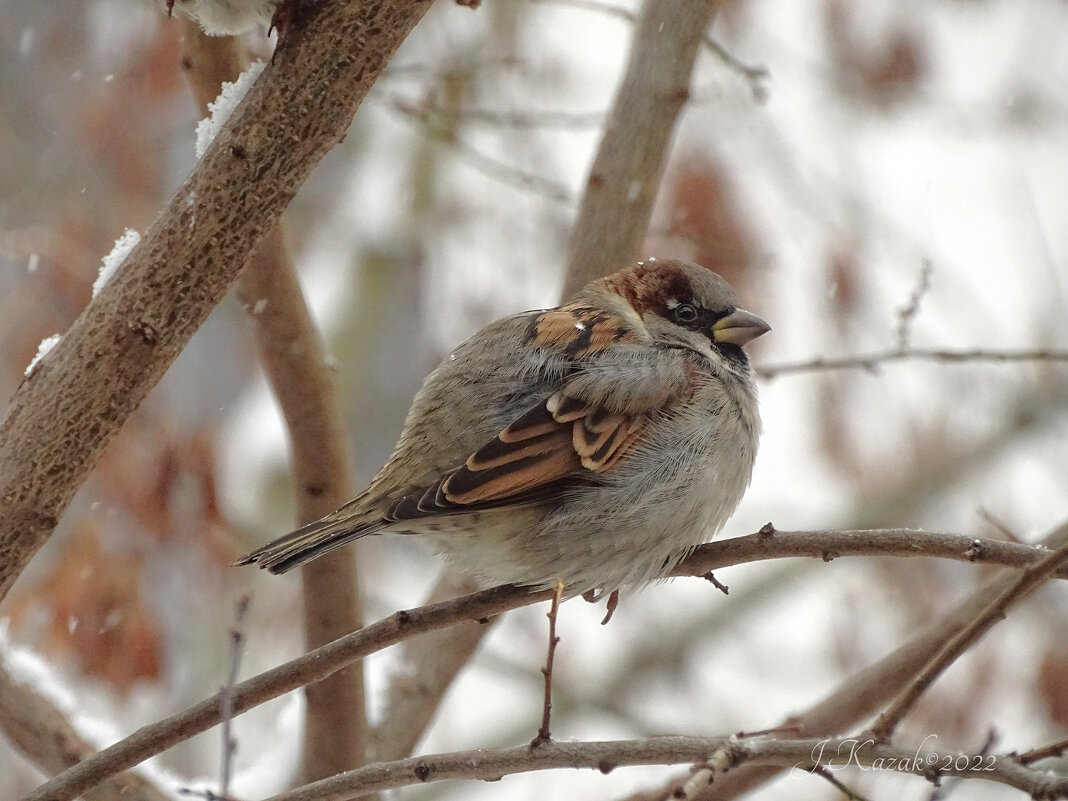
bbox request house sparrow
[237,259,769,598]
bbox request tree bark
[0,0,433,603]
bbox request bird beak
[711,308,771,347]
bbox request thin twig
[926,729,998,801]
[809,764,873,801]
[417,118,575,203]
[1015,736,1068,765]
[384,91,605,129]
[895,260,933,351]
[702,37,770,101]
[219,596,250,799]
[387,92,575,202]
[532,579,565,747]
[977,509,1022,544]
[869,540,1068,740]
[702,572,729,595]
[757,348,1068,379]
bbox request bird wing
[384,389,644,521]
[235,389,647,575]
[385,304,700,522]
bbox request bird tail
[233,510,381,574]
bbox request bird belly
[412,405,757,595]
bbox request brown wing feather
[444,442,579,504]
[384,391,643,522]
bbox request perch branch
[673,526,1068,581]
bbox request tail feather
[234,513,381,574]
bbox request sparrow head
[596,258,770,364]
[524,259,769,369]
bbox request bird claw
[580,587,620,624]
[600,589,619,625]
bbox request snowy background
[1,1,1067,799]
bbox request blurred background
[1,0,1066,798]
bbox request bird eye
[672,303,699,324]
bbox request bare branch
[18,584,550,801]
[562,0,716,295]
[531,579,565,748]
[383,91,605,129]
[672,526,1068,581]
[808,765,873,801]
[1014,736,1068,766]
[218,596,250,799]
[412,115,576,203]
[895,260,933,351]
[925,729,999,801]
[275,735,728,801]
[757,347,1068,379]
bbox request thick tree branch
[562,0,719,295]
[0,0,433,603]
[19,525,1066,801]
[177,22,368,783]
